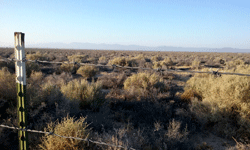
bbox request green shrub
[61,79,105,111]
[39,115,91,150]
[77,65,98,78]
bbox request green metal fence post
[14,32,28,150]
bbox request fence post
[14,32,28,150]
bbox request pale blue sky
[0,0,249,49]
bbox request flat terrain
[0,47,249,150]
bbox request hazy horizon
[1,0,250,52]
[1,42,249,53]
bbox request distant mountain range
[2,42,250,53]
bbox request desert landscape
[0,47,250,149]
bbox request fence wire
[0,57,250,77]
[0,124,136,150]
[0,56,250,149]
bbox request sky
[0,0,250,50]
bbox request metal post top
[14,32,24,35]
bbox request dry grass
[39,115,91,150]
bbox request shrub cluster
[67,55,88,63]
[124,72,167,100]
[61,79,105,111]
[76,65,98,78]
[0,67,16,106]
[39,115,91,150]
[108,57,137,67]
[26,51,48,61]
[57,63,79,74]
[184,64,250,141]
[98,56,108,64]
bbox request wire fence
[0,56,250,150]
[1,57,250,77]
[0,124,135,150]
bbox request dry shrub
[26,51,47,61]
[191,58,201,69]
[28,80,64,110]
[185,64,250,141]
[0,61,15,73]
[67,55,88,63]
[108,57,137,67]
[152,57,173,69]
[153,61,162,69]
[26,61,40,77]
[151,55,162,62]
[39,115,91,150]
[27,71,43,95]
[196,142,213,150]
[87,57,98,64]
[153,119,190,149]
[61,79,105,111]
[57,63,79,74]
[77,65,98,78]
[165,119,189,145]
[0,67,16,106]
[180,89,202,103]
[226,59,245,69]
[89,125,140,150]
[226,138,250,150]
[160,57,174,68]
[124,72,167,100]
[98,72,127,89]
[43,72,73,88]
[98,56,108,64]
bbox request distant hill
[2,42,250,53]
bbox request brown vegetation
[0,47,250,149]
